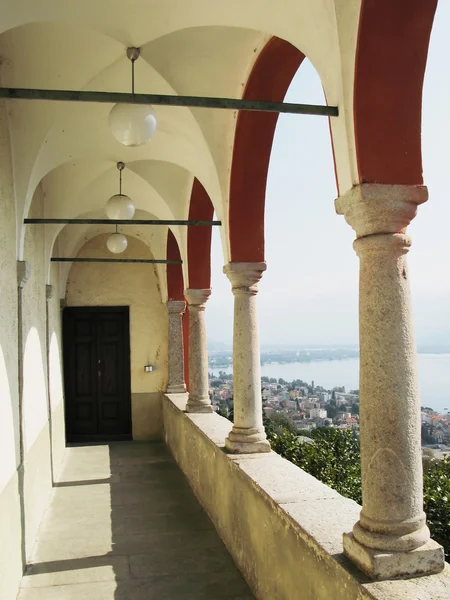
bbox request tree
[217,400,234,422]
[325,399,338,419]
[264,412,298,436]
[216,403,229,419]
[351,403,360,415]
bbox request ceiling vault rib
[51,258,182,264]
[25,219,221,226]
[0,87,338,117]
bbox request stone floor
[17,442,254,600]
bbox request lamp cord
[131,59,135,97]
[119,168,122,195]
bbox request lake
[210,354,450,414]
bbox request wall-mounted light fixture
[144,365,154,373]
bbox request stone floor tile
[21,555,130,588]
[18,442,254,600]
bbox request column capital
[184,288,211,308]
[17,261,31,288]
[223,262,266,294]
[335,183,428,238]
[167,300,186,315]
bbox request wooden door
[63,307,132,442]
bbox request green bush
[265,417,450,559]
[267,425,362,504]
[423,455,450,559]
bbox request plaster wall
[0,96,22,600]
[22,187,49,454]
[0,136,66,598]
[66,234,168,440]
[0,472,22,600]
[20,188,66,561]
[163,394,450,600]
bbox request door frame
[62,305,132,443]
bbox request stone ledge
[163,394,450,600]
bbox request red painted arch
[166,229,189,388]
[187,178,214,289]
[229,37,305,262]
[354,0,438,185]
[166,229,184,301]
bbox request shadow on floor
[18,442,254,600]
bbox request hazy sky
[206,2,450,347]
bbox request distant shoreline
[209,350,450,369]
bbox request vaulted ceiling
[0,0,437,298]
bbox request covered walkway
[17,443,254,600]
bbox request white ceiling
[0,0,363,292]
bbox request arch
[50,212,168,299]
[229,37,305,262]
[353,0,438,185]
[187,178,214,289]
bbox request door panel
[97,313,129,435]
[63,307,132,442]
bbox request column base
[224,426,271,454]
[166,384,187,394]
[186,396,214,413]
[343,532,445,581]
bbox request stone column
[224,262,270,453]
[336,184,444,580]
[184,289,213,413]
[166,300,187,394]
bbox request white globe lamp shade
[109,103,157,147]
[106,233,128,254]
[106,194,135,220]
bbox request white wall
[0,116,64,600]
[0,145,66,597]
[0,97,23,600]
[20,187,66,564]
[66,233,169,440]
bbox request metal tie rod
[51,258,182,264]
[0,87,338,117]
[25,218,221,226]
